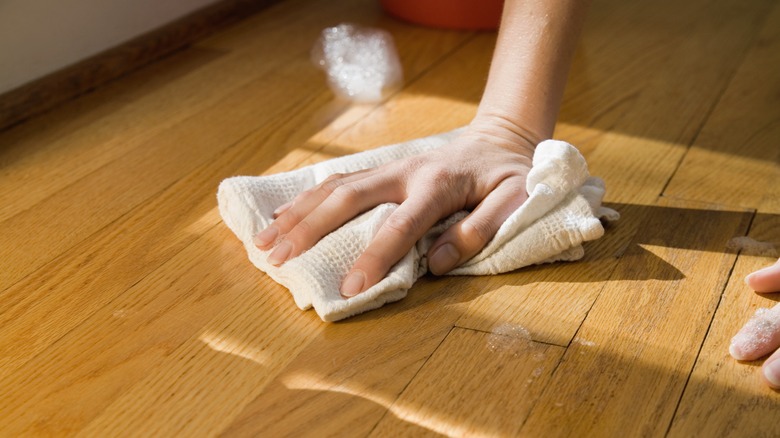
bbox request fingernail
[429,243,460,275]
[273,202,292,217]
[728,340,746,361]
[764,359,780,388]
[752,261,780,277]
[341,271,366,297]
[254,227,278,248]
[267,241,292,266]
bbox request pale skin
[253,0,780,388]
[736,259,780,389]
[254,0,588,291]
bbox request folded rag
[218,129,619,321]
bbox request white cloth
[217,129,619,321]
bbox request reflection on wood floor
[0,0,778,435]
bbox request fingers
[254,174,346,248]
[427,176,527,275]
[762,346,780,389]
[740,258,780,388]
[745,258,780,293]
[763,347,780,389]
[732,265,780,389]
[254,170,371,248]
[257,173,401,266]
[729,302,780,361]
[272,201,292,218]
[341,195,443,297]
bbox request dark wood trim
[0,0,280,132]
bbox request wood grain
[519,198,752,437]
[0,5,473,435]
[663,2,780,215]
[0,4,470,292]
[0,0,283,132]
[668,213,780,437]
[370,328,565,437]
[0,0,370,225]
[456,0,776,347]
[0,0,778,435]
[217,275,482,437]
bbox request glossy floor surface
[1,0,778,436]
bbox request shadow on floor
[206,204,779,436]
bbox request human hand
[252,120,537,297]
[729,258,780,389]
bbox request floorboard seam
[0,29,479,297]
[662,209,757,437]
[515,193,679,433]
[0,219,226,392]
[365,324,456,436]
[1,28,483,430]
[451,324,569,349]
[658,16,768,199]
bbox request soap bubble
[726,236,778,257]
[312,23,403,102]
[486,322,533,356]
[730,304,780,360]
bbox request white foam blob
[311,23,403,102]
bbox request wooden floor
[1,0,779,436]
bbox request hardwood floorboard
[0,0,361,224]
[667,213,780,437]
[455,0,776,346]
[217,275,484,437]
[663,2,780,215]
[0,11,471,436]
[0,4,470,374]
[519,198,752,437]
[370,328,565,437]
[1,0,778,435]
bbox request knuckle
[331,184,360,204]
[276,208,302,229]
[383,212,422,237]
[323,172,345,183]
[291,218,315,239]
[401,155,425,171]
[284,219,320,253]
[320,177,344,195]
[429,166,452,183]
[420,165,469,200]
[462,218,495,247]
[354,250,392,281]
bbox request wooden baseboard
[0,0,280,132]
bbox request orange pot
[380,0,503,30]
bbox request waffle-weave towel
[218,129,618,321]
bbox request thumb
[428,177,526,275]
[745,258,780,293]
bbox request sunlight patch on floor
[282,371,492,437]
[199,331,270,366]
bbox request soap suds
[487,323,533,356]
[727,236,778,258]
[112,309,131,319]
[573,338,596,347]
[311,23,402,102]
[730,304,780,360]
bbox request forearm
[473,0,590,145]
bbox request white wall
[0,0,220,94]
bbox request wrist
[464,113,543,157]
